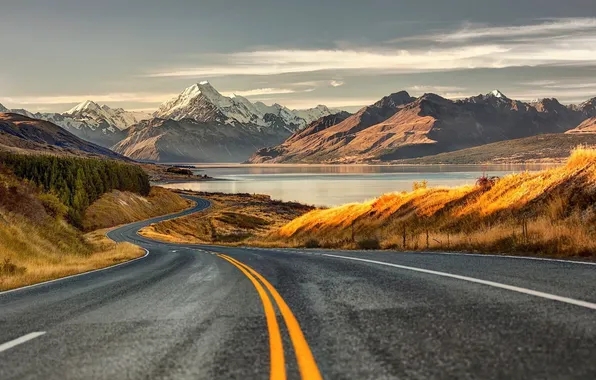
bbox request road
[1,195,595,379]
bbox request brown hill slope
[566,117,596,134]
[0,113,123,159]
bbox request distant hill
[566,117,596,134]
[0,112,124,159]
[248,90,596,164]
[391,133,596,164]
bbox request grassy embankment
[0,155,191,291]
[264,147,596,258]
[139,192,314,244]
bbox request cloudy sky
[2,0,596,112]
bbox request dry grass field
[0,164,193,291]
[139,192,314,244]
[83,186,192,231]
[265,147,596,258]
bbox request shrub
[38,193,68,219]
[412,180,428,191]
[476,175,499,189]
[357,238,381,250]
[304,239,320,248]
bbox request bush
[38,193,68,219]
[304,239,320,248]
[412,180,428,191]
[357,238,381,250]
[476,175,499,190]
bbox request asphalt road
[1,195,595,379]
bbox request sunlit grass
[269,146,596,258]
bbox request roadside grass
[0,213,143,291]
[263,147,596,258]
[0,162,191,291]
[139,192,314,245]
[83,186,192,231]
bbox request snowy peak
[66,100,101,114]
[489,89,507,99]
[154,82,338,129]
[0,103,8,112]
[62,101,149,131]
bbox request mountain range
[2,82,339,162]
[0,101,149,148]
[0,112,124,159]
[248,90,596,163]
[113,82,339,162]
[3,83,596,164]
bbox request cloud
[329,80,344,87]
[0,92,177,105]
[147,18,596,79]
[396,18,596,43]
[408,85,467,92]
[223,88,298,97]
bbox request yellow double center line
[218,253,323,380]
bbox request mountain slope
[0,113,124,159]
[6,101,149,148]
[113,118,295,162]
[566,117,596,134]
[116,82,340,162]
[248,90,594,163]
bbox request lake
[161,164,549,207]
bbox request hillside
[0,153,196,290]
[264,147,596,258]
[566,117,596,134]
[392,133,596,164]
[248,91,596,164]
[0,113,124,159]
[113,117,295,162]
[83,187,192,231]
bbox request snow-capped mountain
[64,100,150,131]
[154,82,337,130]
[1,101,150,148]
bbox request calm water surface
[161,164,549,207]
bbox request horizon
[2,1,596,113]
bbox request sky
[1,0,596,113]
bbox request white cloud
[409,18,596,42]
[223,88,297,97]
[0,92,177,105]
[409,85,467,92]
[147,18,596,78]
[329,80,344,87]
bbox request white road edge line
[419,251,596,266]
[0,332,46,353]
[323,254,596,310]
[0,249,149,297]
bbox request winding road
[1,196,595,379]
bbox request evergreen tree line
[0,153,150,227]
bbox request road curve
[1,195,595,379]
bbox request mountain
[113,118,297,162]
[5,101,149,148]
[566,117,596,134]
[248,90,594,164]
[114,82,340,162]
[154,82,336,130]
[0,112,124,159]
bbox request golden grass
[139,192,314,245]
[83,186,192,231]
[0,213,144,291]
[266,147,596,258]
[0,183,191,291]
